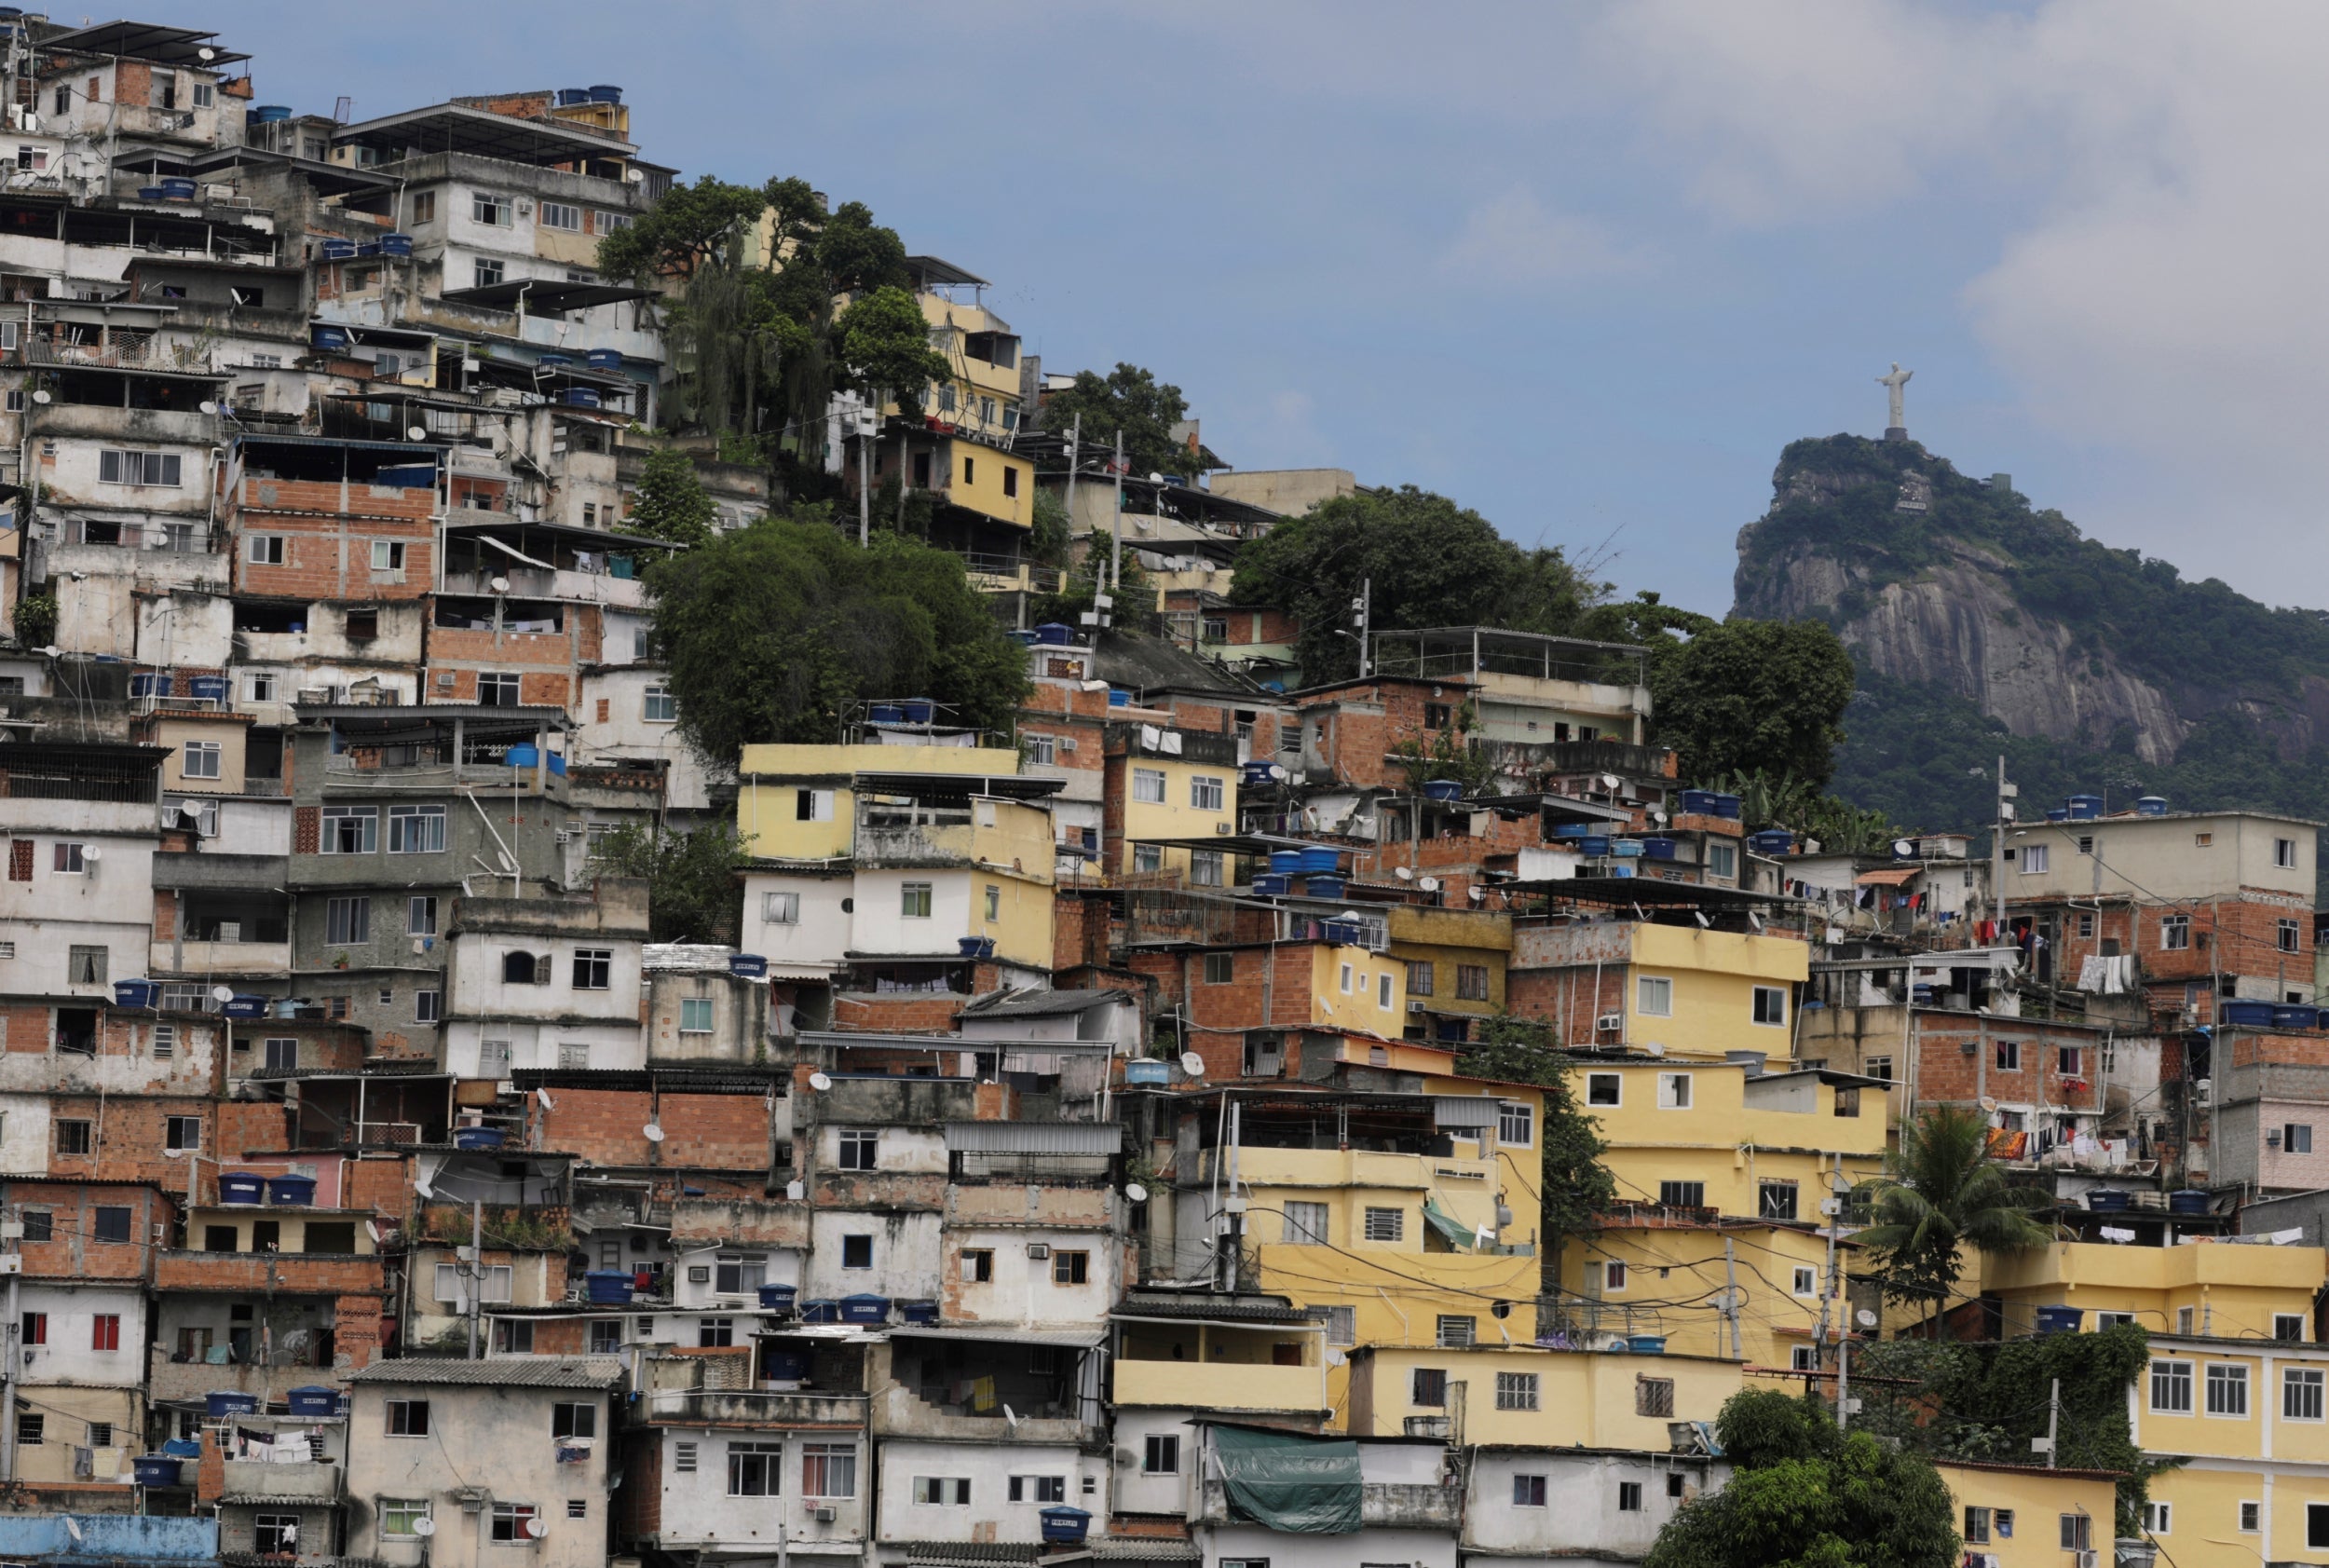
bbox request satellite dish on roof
[1893,839,1914,857]
[364,1220,382,1245]
[1124,1182,1149,1204]
[197,46,217,61]
[210,986,235,1003]
[642,1125,665,1142]
[1419,877,1441,893]
[537,1087,556,1111]
[1178,1051,1205,1079]
[198,401,218,415]
[1856,1309,1878,1328]
[411,1520,437,1538]
[408,426,428,442]
[808,1071,833,1092]
[488,576,511,594]
[1269,764,1287,782]
[1600,773,1622,790]
[1468,885,1486,902]
[29,389,48,404]
[413,1178,434,1200]
[1394,866,1412,881]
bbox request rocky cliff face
[1732,438,2329,767]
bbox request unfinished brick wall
[1505,965,1627,1043]
[47,1096,220,1187]
[11,1182,172,1280]
[831,993,965,1034]
[539,1087,775,1170]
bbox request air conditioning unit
[1214,822,1233,835]
[1057,737,1076,752]
[297,687,331,703]
[2076,1552,2098,1568]
[1960,1041,1978,1056]
[554,831,577,845]
[437,672,457,689]
[1026,1243,1051,1261]
[1595,1014,1623,1032]
[810,1507,837,1524]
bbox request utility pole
[2045,1377,2060,1467]
[466,1197,484,1360]
[1110,429,1124,591]
[856,404,871,547]
[1063,413,1081,549]
[1355,579,1372,678]
[0,1191,18,1483]
[1723,1236,1741,1359]
[896,425,908,533]
[1994,754,2014,940]
[1217,1100,1244,1294]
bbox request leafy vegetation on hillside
[1745,434,2329,697]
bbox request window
[1499,1102,1534,1147]
[13,1413,36,1445]
[698,1317,735,1347]
[1026,733,1056,766]
[1317,1305,1356,1346]
[540,201,582,230]
[589,1320,621,1355]
[165,1115,201,1151]
[471,192,512,225]
[1964,1507,1992,1544]
[983,883,1001,922]
[85,1207,131,1247]
[477,673,521,707]
[1751,986,1787,1027]
[644,686,677,722]
[1709,842,1737,879]
[1340,964,1354,994]
[1009,1475,1067,1504]
[2162,913,2190,950]
[1637,975,1673,1016]
[841,1234,873,1269]
[2277,836,2299,868]
[1657,1072,1693,1109]
[672,1439,699,1473]
[1659,1180,1706,1209]
[496,1319,534,1353]
[181,740,222,780]
[52,843,86,874]
[415,989,443,1024]
[2285,1367,2325,1421]
[251,1515,301,1557]
[571,948,612,989]
[19,1314,42,1346]
[1494,1371,1538,1410]
[2021,843,2050,873]
[1437,1315,1476,1347]
[386,1399,430,1436]
[1619,1481,1643,1512]
[325,896,370,946]
[802,1443,857,1498]
[1204,952,1235,985]
[763,891,801,924]
[2150,1359,2193,1413]
[388,804,445,854]
[321,805,377,854]
[1133,768,1166,804]
[960,1250,992,1282]
[381,1501,430,1539]
[2061,1515,2092,1552]
[1402,960,1437,998]
[2240,1501,2261,1534]
[900,882,933,919]
[1191,775,1224,811]
[2207,1363,2249,1416]
[2286,1126,2315,1155]
[1759,1179,1799,1220]
[838,1129,878,1171]
[1990,1038,2023,1072]
[2313,1503,2329,1550]
[2281,919,2303,954]
[1364,1207,1404,1242]
[1457,963,1491,1001]
[1134,844,1163,873]
[1284,1202,1328,1245]
[20,1212,49,1242]
[1053,1251,1090,1285]
[1135,1432,1183,1476]
[97,450,182,487]
[2276,1313,2308,1342]
[1793,1266,1819,1297]
[490,1504,538,1543]
[679,997,715,1033]
[1190,850,1224,888]
[55,1120,91,1155]
[66,946,106,986]
[727,1440,783,1495]
[1587,1073,1621,1106]
[1411,1368,1448,1407]
[2179,1306,2196,1334]
[1512,1473,1547,1507]
[915,1477,972,1506]
[1378,973,1394,1009]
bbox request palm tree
[1857,1105,2053,1337]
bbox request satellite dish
[641,1125,665,1142]
[1600,772,1622,790]
[407,425,428,442]
[1178,1051,1205,1078]
[524,1517,549,1540]
[808,1071,833,1092]
[210,985,235,1003]
[537,1087,556,1111]
[29,389,48,404]
[413,1178,434,1200]
[1124,1182,1149,1204]
[1268,764,1287,781]
[411,1520,437,1538]
[1856,1309,1878,1328]
[1893,839,1914,857]
[488,576,511,594]
[1394,866,1412,881]
[1418,877,1441,893]
[364,1220,382,1244]
[81,846,100,864]
[63,1520,81,1544]
[1644,1042,1666,1057]
[1468,885,1486,902]
[197,46,217,61]
[1979,1097,1998,1112]
[198,400,218,415]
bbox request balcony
[20,334,217,375]
[641,1388,868,1428]
[155,1250,386,1294]
[1197,1479,1459,1531]
[150,939,293,977]
[1115,1358,1324,1414]
[59,518,217,552]
[221,1459,344,1502]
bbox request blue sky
[199,1,2329,616]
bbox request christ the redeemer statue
[1878,362,1912,440]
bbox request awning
[1855,867,1921,887]
[1422,1196,1479,1250]
[1211,1424,1360,1534]
[476,533,556,571]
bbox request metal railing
[58,519,216,552]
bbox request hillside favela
[0,13,2314,1568]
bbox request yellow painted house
[1347,1342,1743,1447]
[1388,904,1511,1043]
[735,743,1059,978]
[1508,918,1810,1057]
[2130,1331,2329,1568]
[1556,1217,1846,1368]
[1936,1461,2122,1568]
[1981,1239,2327,1343]
[1110,725,1237,879]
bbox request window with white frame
[1494,1371,1538,1410]
[1637,975,1673,1016]
[98,449,181,486]
[471,192,512,225]
[680,997,715,1033]
[2206,1363,2249,1417]
[540,201,582,230]
[2149,1359,2193,1413]
[181,740,221,780]
[763,891,799,924]
[387,804,445,854]
[2277,836,2299,868]
[1656,1072,1692,1109]
[1132,768,1166,803]
[1191,775,1224,811]
[1751,985,1787,1026]
[1498,1102,1533,1147]
[2161,913,2190,950]
[644,686,677,722]
[2020,842,2050,873]
[2285,1367,2325,1421]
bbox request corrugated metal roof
[1111,1292,1313,1325]
[345,1357,624,1389]
[945,1122,1123,1154]
[887,1325,1105,1349]
[906,1547,1039,1567]
[1047,1543,1201,1564]
[959,988,1135,1019]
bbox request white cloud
[1438,188,1656,287]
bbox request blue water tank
[557,89,592,106]
[190,675,230,703]
[129,672,170,698]
[565,388,601,408]
[113,979,161,1009]
[252,104,293,123]
[1639,838,1678,861]
[757,1284,797,1313]
[586,348,623,370]
[1305,876,1347,899]
[1124,1059,1172,1085]
[379,233,413,257]
[158,177,197,200]
[2066,794,2103,820]
[206,1390,260,1417]
[2034,1306,2083,1335]
[1107,689,1130,708]
[589,85,623,103]
[311,325,350,350]
[2135,796,2169,816]
[729,953,768,979]
[899,1301,940,1325]
[136,186,166,201]
[286,1386,339,1415]
[584,1271,633,1304]
[1297,847,1340,874]
[1034,622,1073,645]
[318,239,357,262]
[1423,780,1464,802]
[1040,1508,1093,1545]
[839,1294,891,1324]
[900,698,936,723]
[1678,789,1718,815]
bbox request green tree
[835,285,949,416]
[1388,700,1499,795]
[594,175,768,281]
[1856,1106,2052,1330]
[626,448,717,547]
[1454,1016,1615,1248]
[1230,485,1609,685]
[14,592,56,648]
[589,822,749,944]
[1645,1390,1959,1568]
[1039,363,1201,481]
[1655,618,1856,787]
[644,513,1031,762]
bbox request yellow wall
[1982,1242,2326,1343]
[1350,1344,1741,1446]
[1388,907,1511,1020]
[941,438,1032,529]
[12,1385,140,1484]
[1935,1463,2118,1568]
[919,293,1022,440]
[1120,755,1236,874]
[2146,1463,2317,1568]
[737,743,1026,860]
[1627,924,1807,1056]
[2132,1337,2329,1466]
[1569,1059,1886,1220]
[1559,1222,1840,1366]
[1310,944,1409,1032]
[153,716,247,794]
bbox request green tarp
[1211,1424,1362,1534]
[1422,1195,1478,1250]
